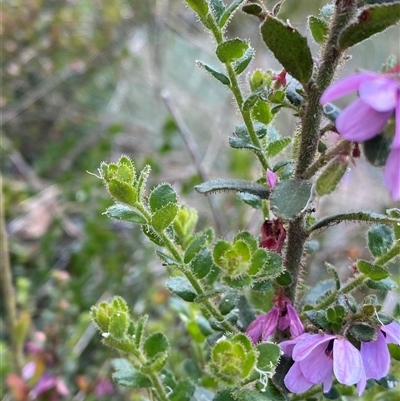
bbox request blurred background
[1,0,399,399]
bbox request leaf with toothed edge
[233,47,255,75]
[195,179,270,199]
[216,39,249,63]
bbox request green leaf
[305,310,329,330]
[357,260,389,280]
[256,342,281,371]
[109,311,130,339]
[233,389,269,401]
[315,158,348,196]
[196,61,231,86]
[169,379,195,401]
[209,0,226,22]
[237,192,262,209]
[136,164,151,200]
[308,16,328,44]
[251,100,273,125]
[152,203,179,231]
[339,3,400,51]
[142,225,164,246]
[229,136,261,151]
[242,3,264,17]
[219,291,238,315]
[266,138,291,157]
[190,248,213,278]
[108,179,137,205]
[216,39,249,63]
[143,332,169,358]
[117,164,135,184]
[367,225,395,258]
[112,359,152,388]
[349,323,378,342]
[263,380,287,401]
[149,183,177,212]
[166,277,197,302]
[156,251,181,266]
[270,179,313,220]
[388,344,400,361]
[195,179,270,199]
[219,0,247,27]
[213,389,236,401]
[105,204,147,224]
[184,233,208,263]
[260,15,313,84]
[276,270,292,286]
[184,0,209,19]
[237,295,256,330]
[243,87,264,111]
[365,277,398,291]
[233,47,255,75]
[363,133,391,167]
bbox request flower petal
[333,338,362,385]
[280,333,310,356]
[262,307,280,341]
[357,368,367,396]
[384,148,400,201]
[292,334,334,361]
[287,304,305,338]
[336,98,392,142]
[298,343,333,392]
[393,95,400,149]
[382,322,400,345]
[284,362,314,393]
[361,331,390,380]
[320,72,377,104]
[246,314,266,344]
[359,76,399,112]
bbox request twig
[161,90,224,236]
[0,174,24,373]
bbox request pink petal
[292,334,334,361]
[333,338,362,385]
[382,322,400,344]
[384,148,400,201]
[361,331,390,380]
[320,72,377,104]
[286,304,304,338]
[266,169,277,188]
[357,368,367,396]
[298,344,333,392]
[336,98,392,142]
[280,333,310,356]
[22,361,36,380]
[284,362,314,393]
[246,314,266,344]
[359,76,399,112]
[393,96,400,149]
[262,306,280,341]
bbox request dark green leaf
[260,15,313,84]
[105,204,147,224]
[166,277,197,302]
[213,389,236,401]
[229,136,261,151]
[266,138,291,157]
[219,0,247,27]
[195,179,270,199]
[339,3,400,51]
[242,3,264,17]
[305,310,330,329]
[149,184,177,212]
[349,323,378,342]
[190,247,212,278]
[144,332,169,358]
[270,179,313,220]
[184,233,208,263]
[233,389,269,401]
[276,271,292,286]
[237,295,256,330]
[169,379,195,401]
[316,158,348,196]
[357,260,389,280]
[142,225,164,246]
[233,47,255,75]
[152,203,179,231]
[219,291,238,315]
[196,61,231,86]
[112,359,152,388]
[308,16,328,44]
[388,344,400,361]
[365,277,398,291]
[237,192,262,209]
[209,0,226,22]
[216,39,249,63]
[184,0,209,19]
[363,133,391,166]
[367,225,395,258]
[323,386,341,399]
[156,251,181,266]
[256,342,281,371]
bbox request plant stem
[0,174,23,373]
[376,240,400,266]
[283,0,360,304]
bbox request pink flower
[266,169,277,188]
[281,333,366,395]
[260,219,286,254]
[246,296,303,343]
[320,70,400,200]
[361,321,400,380]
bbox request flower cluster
[320,67,400,200]
[280,322,400,396]
[246,295,304,343]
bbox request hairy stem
[376,240,400,266]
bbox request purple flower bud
[260,219,286,254]
[266,169,277,188]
